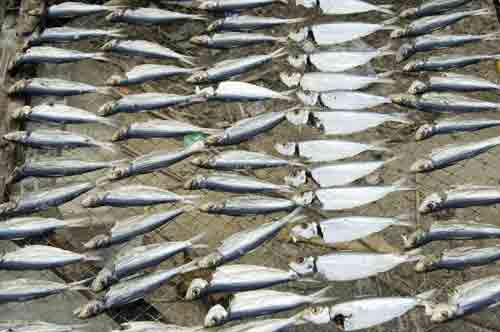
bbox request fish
[301,291,435,330]
[0,182,94,218]
[310,91,391,110]
[187,48,286,83]
[411,136,500,173]
[199,194,313,216]
[419,185,500,214]
[207,81,294,102]
[315,178,414,211]
[289,20,399,46]
[81,185,199,208]
[166,0,288,12]
[98,92,207,116]
[291,214,413,244]
[27,27,125,46]
[7,158,122,184]
[288,43,394,72]
[404,54,500,72]
[415,118,500,141]
[194,208,304,268]
[275,139,390,163]
[106,140,206,181]
[115,322,198,332]
[83,208,186,250]
[400,0,473,19]
[281,72,394,92]
[75,261,198,318]
[208,15,305,32]
[0,245,100,270]
[11,104,117,127]
[390,93,500,113]
[204,287,333,327]
[3,130,116,152]
[311,111,410,135]
[409,73,500,94]
[9,46,109,70]
[415,245,500,272]
[45,2,119,18]
[301,0,394,15]
[106,64,200,86]
[184,172,293,194]
[0,216,87,240]
[403,220,500,249]
[290,251,421,281]
[0,320,87,332]
[91,233,206,292]
[8,78,113,97]
[391,8,490,39]
[111,119,221,141]
[191,150,303,170]
[205,111,288,146]
[426,276,500,323]
[101,40,195,65]
[0,278,88,303]
[185,264,303,300]
[106,7,206,24]
[397,33,500,62]
[190,32,286,48]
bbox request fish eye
[300,223,309,229]
[297,257,305,263]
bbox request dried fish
[167,0,288,12]
[281,72,394,92]
[8,78,113,97]
[190,32,286,48]
[107,64,200,86]
[391,93,500,113]
[299,0,394,15]
[0,320,87,332]
[106,8,206,24]
[0,216,86,240]
[116,322,195,332]
[208,15,305,32]
[409,73,500,94]
[27,27,125,46]
[415,245,500,272]
[192,150,303,170]
[45,2,119,18]
[315,91,391,110]
[400,0,473,19]
[0,278,88,303]
[404,54,500,72]
[415,118,500,141]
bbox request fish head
[428,303,456,323]
[83,234,109,250]
[81,193,103,208]
[390,28,407,39]
[204,134,222,146]
[415,124,435,141]
[301,306,331,325]
[7,53,22,72]
[403,61,419,72]
[279,71,301,88]
[3,131,27,143]
[396,43,415,63]
[97,101,117,116]
[190,35,210,46]
[106,74,125,86]
[207,19,223,32]
[403,229,426,249]
[91,267,115,292]
[289,256,315,276]
[414,254,440,273]
[100,39,119,51]
[184,174,206,190]
[399,7,417,18]
[204,304,228,327]
[196,252,222,269]
[287,54,307,69]
[10,105,32,120]
[74,300,105,319]
[190,155,212,168]
[408,80,428,95]
[107,166,128,181]
[111,126,129,142]
[329,305,354,331]
[7,79,28,95]
[410,159,433,173]
[290,222,318,242]
[185,278,209,300]
[199,201,222,213]
[198,0,218,10]
[390,93,417,108]
[105,9,126,22]
[186,71,209,84]
[419,192,443,214]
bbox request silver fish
[184,172,292,194]
[275,139,390,163]
[403,220,500,249]
[409,73,500,94]
[0,216,86,240]
[27,27,125,46]
[415,117,500,141]
[167,0,288,12]
[81,185,198,208]
[101,40,195,65]
[106,140,206,181]
[315,178,414,211]
[400,0,473,19]
[192,150,302,170]
[45,2,119,18]
[98,92,207,116]
[194,208,303,268]
[290,251,421,281]
[115,322,198,332]
[187,48,286,83]
[281,72,394,92]
[107,64,200,86]
[0,320,87,332]
[3,130,116,152]
[185,264,301,300]
[0,245,100,270]
[207,81,293,101]
[291,214,412,244]
[391,8,490,38]
[8,78,112,97]
[0,182,94,218]
[7,158,122,184]
[208,15,305,32]
[204,287,333,327]
[92,233,206,292]
[11,104,117,127]
[404,54,500,72]
[75,261,198,318]
[301,0,394,15]
[391,93,500,113]
[419,185,500,214]
[426,276,500,323]
[411,136,500,173]
[311,111,410,135]
[106,7,206,25]
[315,91,391,110]
[415,245,500,272]
[0,278,87,303]
[288,44,393,72]
[83,208,186,250]
[111,119,221,141]
[190,32,286,49]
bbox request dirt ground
[6,0,500,331]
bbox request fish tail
[297,277,321,284]
[309,286,335,304]
[69,277,94,291]
[180,55,197,66]
[109,28,127,38]
[289,160,306,167]
[271,47,288,59]
[381,17,400,28]
[378,4,395,15]
[83,253,103,262]
[280,89,298,101]
[471,7,492,16]
[6,166,23,184]
[179,259,202,274]
[181,194,202,204]
[285,206,306,224]
[287,17,308,24]
[378,42,395,56]
[91,53,112,62]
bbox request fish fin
[91,53,112,62]
[377,4,395,15]
[271,47,288,59]
[109,28,127,38]
[280,72,301,88]
[381,17,400,28]
[309,285,335,304]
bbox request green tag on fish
[184,132,208,147]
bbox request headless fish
[0,278,88,303]
[8,78,113,97]
[299,0,394,15]
[415,245,500,272]
[190,32,286,48]
[45,2,120,18]
[166,0,289,11]
[0,216,87,240]
[415,117,500,141]
[107,64,200,86]
[27,27,125,46]
[409,73,500,94]
[0,320,87,332]
[106,7,206,25]
[391,93,500,114]
[404,54,500,72]
[306,91,391,110]
[207,81,294,101]
[208,15,305,32]
[400,0,473,19]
